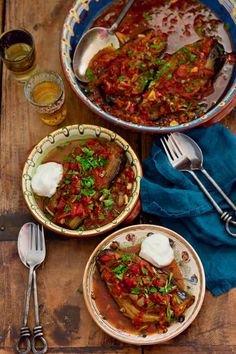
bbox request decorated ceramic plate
[83,224,205,345]
[22,124,142,238]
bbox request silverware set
[161,133,236,237]
[16,223,47,354]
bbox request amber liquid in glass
[31,81,67,126]
[5,43,37,82]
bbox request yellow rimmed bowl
[22,124,142,238]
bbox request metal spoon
[73,0,134,82]
[16,222,47,354]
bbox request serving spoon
[73,0,134,82]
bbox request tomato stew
[83,0,235,127]
[35,138,135,231]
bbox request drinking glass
[0,28,37,83]
[24,70,67,126]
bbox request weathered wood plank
[0,0,141,219]
[0,241,142,353]
[0,240,236,353]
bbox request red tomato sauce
[83,0,234,127]
[35,139,135,231]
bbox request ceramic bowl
[83,224,205,344]
[22,124,142,238]
[60,0,236,133]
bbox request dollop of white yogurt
[31,162,63,198]
[139,232,174,268]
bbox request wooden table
[1,1,236,353]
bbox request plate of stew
[83,224,205,345]
[61,0,236,133]
[22,124,142,237]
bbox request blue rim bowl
[60,0,236,133]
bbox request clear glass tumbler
[0,28,37,83]
[24,70,67,126]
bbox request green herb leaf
[82,147,94,157]
[64,205,71,213]
[122,254,132,262]
[131,287,141,295]
[143,12,152,20]
[141,266,148,275]
[81,176,95,188]
[118,75,126,81]
[85,68,96,83]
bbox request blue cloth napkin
[141,124,236,296]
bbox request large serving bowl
[60,0,236,134]
[83,224,205,345]
[22,124,142,238]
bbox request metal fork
[161,134,236,237]
[16,225,47,354]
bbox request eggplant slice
[96,249,195,329]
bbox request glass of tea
[24,70,67,126]
[0,28,37,83]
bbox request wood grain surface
[0,0,236,353]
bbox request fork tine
[160,137,174,162]
[31,224,37,250]
[39,225,44,251]
[169,133,184,156]
[166,134,181,158]
[37,224,41,251]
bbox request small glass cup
[24,70,67,126]
[0,28,37,83]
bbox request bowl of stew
[22,124,142,237]
[60,0,236,133]
[83,224,205,344]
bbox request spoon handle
[201,168,236,211]
[188,171,236,236]
[109,0,134,33]
[16,266,34,354]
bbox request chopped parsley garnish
[88,203,94,210]
[82,147,94,157]
[131,287,141,295]
[118,75,126,81]
[143,12,152,21]
[150,43,161,50]
[150,286,158,293]
[141,266,148,275]
[65,178,72,184]
[98,213,105,220]
[85,68,96,83]
[80,189,96,197]
[112,263,128,279]
[102,188,110,195]
[81,176,95,188]
[67,170,79,175]
[103,194,114,210]
[64,205,71,213]
[122,254,132,263]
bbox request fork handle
[31,271,48,354]
[189,171,236,236]
[201,168,236,212]
[32,325,47,354]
